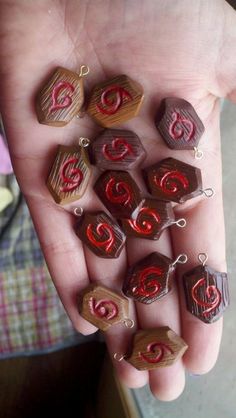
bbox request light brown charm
[47,144,91,205]
[36,66,89,127]
[78,284,131,331]
[87,74,144,127]
[126,327,188,370]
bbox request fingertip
[116,361,149,389]
[73,317,98,336]
[149,362,186,401]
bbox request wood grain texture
[122,251,173,304]
[47,145,91,205]
[87,74,144,127]
[126,327,188,370]
[90,128,146,171]
[155,97,205,150]
[78,284,130,331]
[94,170,143,218]
[36,67,84,127]
[143,157,202,203]
[183,264,230,324]
[75,211,126,259]
[120,198,175,240]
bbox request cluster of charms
[36,65,229,371]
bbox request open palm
[0,0,236,400]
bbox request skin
[0,0,236,401]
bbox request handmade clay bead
[75,211,126,258]
[183,263,229,324]
[36,66,88,127]
[155,97,205,150]
[87,74,144,127]
[94,170,143,218]
[143,157,202,203]
[90,128,146,171]
[126,327,188,370]
[120,198,178,240]
[123,252,175,304]
[47,144,91,205]
[78,284,130,331]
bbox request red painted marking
[88,297,118,320]
[96,85,132,115]
[60,157,83,192]
[169,111,195,141]
[128,207,160,235]
[154,170,189,195]
[191,277,221,316]
[139,342,174,364]
[105,177,132,206]
[49,81,75,113]
[132,266,162,298]
[103,137,134,161]
[86,223,115,253]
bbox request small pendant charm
[94,170,143,218]
[122,252,187,304]
[183,253,230,324]
[87,74,144,127]
[78,284,134,331]
[90,128,146,171]
[36,65,89,127]
[143,157,213,204]
[47,139,91,205]
[120,198,186,240]
[114,327,188,370]
[75,210,126,258]
[155,97,205,157]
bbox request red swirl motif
[140,342,174,364]
[96,85,132,115]
[60,158,83,192]
[105,177,132,206]
[191,277,221,316]
[49,81,75,113]
[127,207,160,235]
[154,170,189,195]
[88,297,118,320]
[132,266,163,298]
[86,223,115,253]
[169,111,195,141]
[103,137,134,161]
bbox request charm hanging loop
[113,352,126,362]
[194,147,204,160]
[78,137,90,148]
[198,252,208,266]
[79,64,90,77]
[200,188,215,198]
[172,253,188,267]
[123,318,135,329]
[74,207,84,217]
[174,218,187,228]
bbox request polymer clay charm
[36,65,89,127]
[114,327,188,370]
[143,157,214,204]
[120,198,186,240]
[122,252,187,304]
[94,170,143,218]
[183,253,229,324]
[87,74,144,127]
[90,128,146,171]
[75,210,126,258]
[155,97,205,158]
[78,284,134,331]
[47,138,91,205]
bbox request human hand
[0,0,235,400]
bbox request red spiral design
[105,177,132,206]
[103,137,134,161]
[132,266,163,298]
[49,81,75,113]
[86,223,115,253]
[154,170,189,195]
[88,297,118,320]
[140,342,174,364]
[128,207,161,235]
[191,277,221,316]
[169,111,195,141]
[60,157,83,192]
[96,85,132,115]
